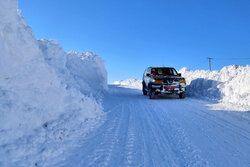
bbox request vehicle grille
[162,78,178,84]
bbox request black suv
[142,67,186,99]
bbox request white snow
[57,85,250,167]
[113,79,142,90]
[67,51,108,95]
[38,39,107,96]
[179,65,250,111]
[0,0,107,166]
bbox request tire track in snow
[127,101,153,167]
[86,103,128,167]
[57,104,127,167]
[136,99,208,167]
[182,100,250,141]
[151,100,208,166]
[138,101,178,167]
[57,87,249,166]
[168,99,250,166]
[79,90,208,167]
[123,104,136,167]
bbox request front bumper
[151,83,186,95]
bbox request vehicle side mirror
[177,73,181,76]
[146,73,151,77]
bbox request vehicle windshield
[151,68,178,76]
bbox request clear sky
[19,0,250,83]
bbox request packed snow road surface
[59,85,250,167]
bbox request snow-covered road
[58,85,250,167]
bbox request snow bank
[0,0,107,166]
[67,51,108,95]
[38,39,107,96]
[113,79,142,90]
[179,65,250,110]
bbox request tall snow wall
[38,39,108,96]
[0,0,107,141]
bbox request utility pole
[207,57,213,71]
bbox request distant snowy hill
[114,65,250,111]
[0,0,107,166]
[113,79,142,90]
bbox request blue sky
[19,0,250,83]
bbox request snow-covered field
[1,0,250,167]
[113,65,250,111]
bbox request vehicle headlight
[179,79,186,84]
[154,79,162,84]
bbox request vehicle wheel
[179,92,186,99]
[149,90,154,99]
[142,84,147,95]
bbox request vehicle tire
[179,92,186,99]
[149,90,154,99]
[142,84,147,95]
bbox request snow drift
[67,51,108,95]
[0,0,107,166]
[179,65,250,110]
[114,65,250,111]
[38,39,107,96]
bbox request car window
[147,68,151,75]
[151,68,178,76]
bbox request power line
[214,58,250,60]
[186,59,207,70]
